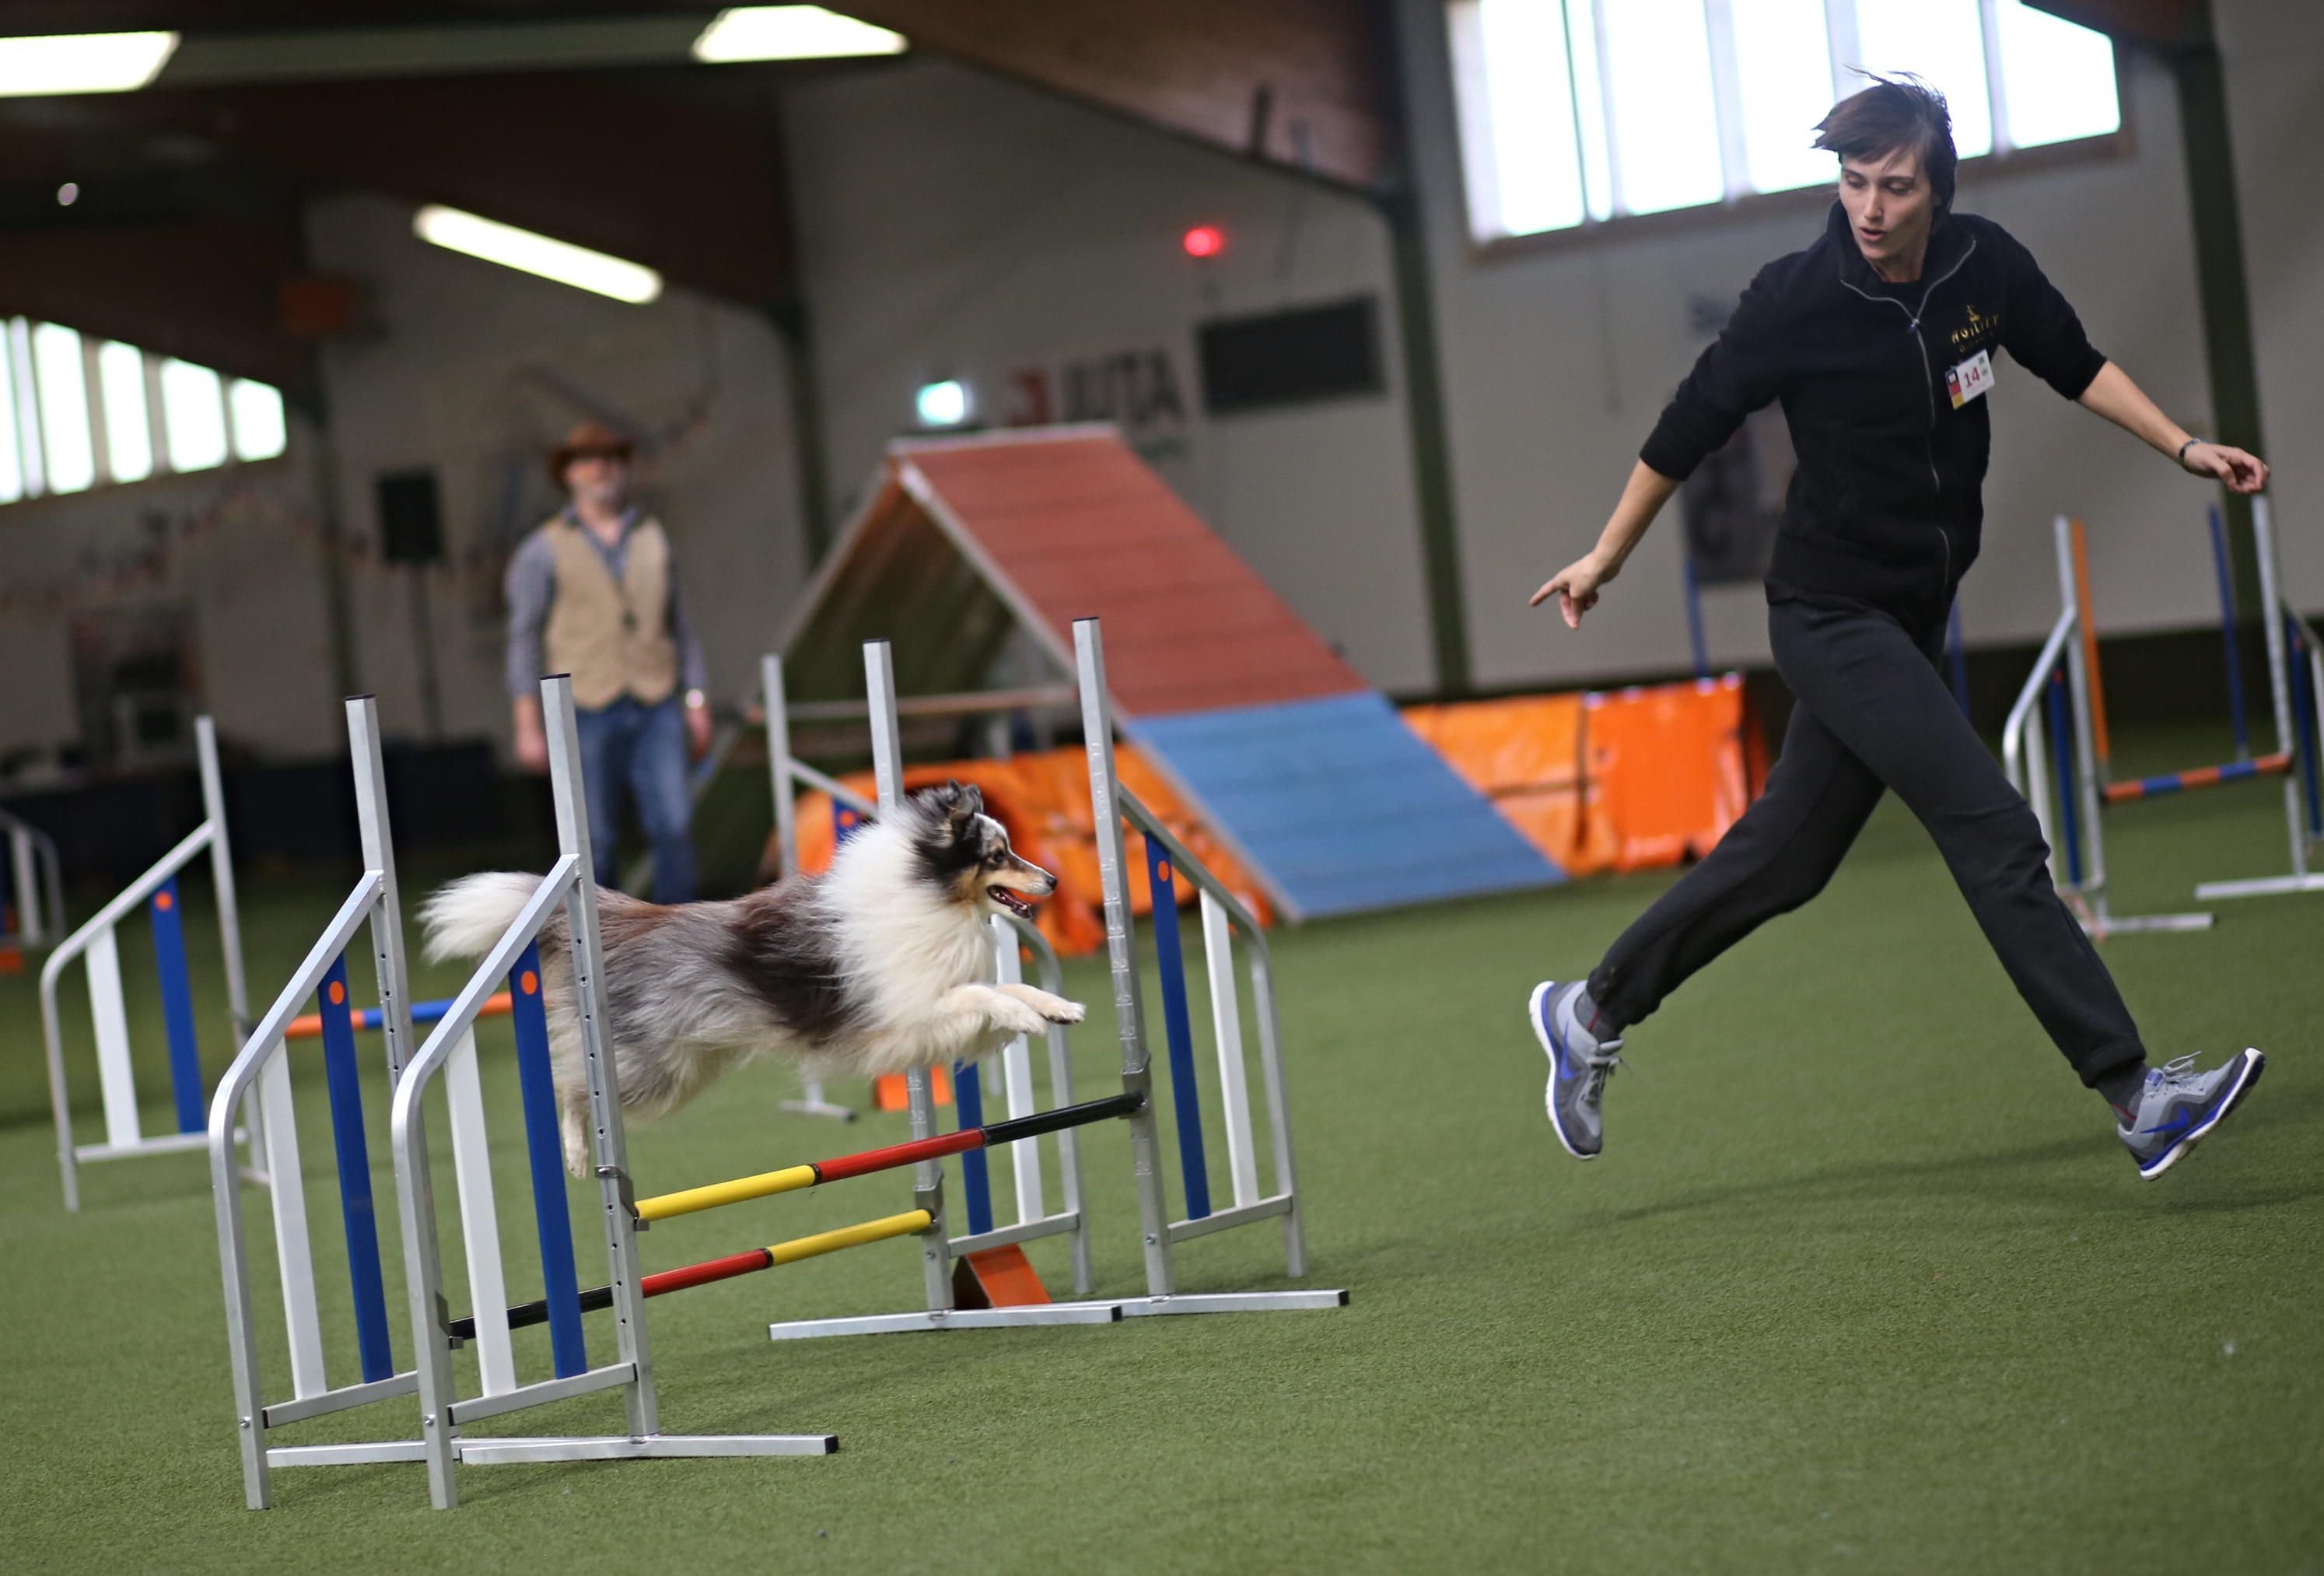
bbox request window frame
[0,322,292,516]
[1447,0,2132,263]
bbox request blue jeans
[571,695,695,903]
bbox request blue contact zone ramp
[1129,692,1564,919]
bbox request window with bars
[0,318,289,507]
[1447,0,2122,243]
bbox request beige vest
[542,516,681,709]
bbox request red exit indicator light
[1181,224,1224,259]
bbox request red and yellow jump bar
[633,1090,1146,1223]
[444,1090,1145,1341]
[449,1210,933,1340]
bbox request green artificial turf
[2,729,2318,1574]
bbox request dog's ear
[925,779,980,833]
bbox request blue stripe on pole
[150,877,205,1134]
[2208,506,2252,759]
[953,1058,993,1236]
[1144,839,1212,1221]
[509,940,587,1379]
[1682,556,1710,683]
[317,953,395,1384]
[2048,673,2082,887]
[2291,621,2322,837]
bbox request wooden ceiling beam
[0,216,313,391]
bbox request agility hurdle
[212,681,832,1513]
[453,633,1338,1347]
[754,629,1341,1333]
[2004,501,2324,932]
[42,716,252,1210]
[1,803,64,951]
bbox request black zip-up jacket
[1640,202,2107,612]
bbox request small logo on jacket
[1949,303,2000,350]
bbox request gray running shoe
[1528,980,1625,1160]
[2118,1049,2264,1179]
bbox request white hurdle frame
[210,696,420,1510]
[768,629,1344,1338]
[761,653,855,1122]
[2004,504,2324,931]
[390,676,832,1509]
[767,640,1110,1340]
[43,716,253,1209]
[1,804,64,948]
[1072,617,1338,1317]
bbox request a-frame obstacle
[779,425,1562,920]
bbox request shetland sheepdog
[420,782,1083,1175]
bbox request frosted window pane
[1995,0,2119,149]
[1733,0,1839,194]
[33,323,93,494]
[1602,0,1724,214]
[1475,0,1586,235]
[161,359,228,471]
[0,330,20,503]
[228,380,287,461]
[1851,0,1994,159]
[99,341,152,484]
[1563,0,1613,220]
[7,320,40,496]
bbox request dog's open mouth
[988,886,1036,918]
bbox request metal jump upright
[2004,502,2324,932]
[44,716,251,1209]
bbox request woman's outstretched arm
[2077,361,2269,493]
[1530,461,1682,629]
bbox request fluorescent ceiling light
[0,30,178,96]
[692,6,905,62]
[413,205,663,304]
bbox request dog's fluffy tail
[420,872,543,964]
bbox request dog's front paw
[989,999,1052,1038]
[1031,992,1086,1025]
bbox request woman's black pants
[1585,590,2146,1087]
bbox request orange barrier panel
[1580,675,1766,873]
[777,678,1765,951]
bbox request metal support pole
[543,675,661,1442]
[863,640,954,1312]
[1074,618,1177,1298]
[2250,497,2305,881]
[2053,517,2113,919]
[763,653,800,880]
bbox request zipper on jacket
[1833,236,1978,576]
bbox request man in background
[506,420,712,903]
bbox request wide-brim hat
[548,420,635,487]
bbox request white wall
[1398,0,2225,691]
[307,194,811,755]
[780,58,1437,692]
[2216,0,2324,601]
[0,440,335,762]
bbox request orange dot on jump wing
[521,970,539,994]
[155,891,173,910]
[328,980,346,1005]
[1158,860,1173,883]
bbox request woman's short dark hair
[1815,75,1958,215]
